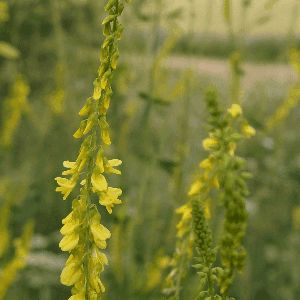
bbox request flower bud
[115,23,124,40]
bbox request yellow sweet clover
[55,1,129,299]
[202,88,255,298]
[266,47,300,131]
[1,74,31,147]
[0,220,34,300]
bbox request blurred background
[1,0,300,299]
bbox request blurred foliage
[0,0,300,300]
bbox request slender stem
[206,266,214,298]
[174,237,188,300]
[83,129,97,300]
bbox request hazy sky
[166,0,299,37]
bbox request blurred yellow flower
[203,137,219,151]
[241,120,256,138]
[228,104,242,118]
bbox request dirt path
[124,53,298,100]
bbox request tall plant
[54,1,130,299]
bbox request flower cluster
[0,220,34,299]
[55,1,129,299]
[191,197,223,300]
[162,200,194,299]
[202,88,255,297]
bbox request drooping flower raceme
[55,1,130,299]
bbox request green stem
[206,267,214,298]
[83,129,97,300]
[174,235,189,300]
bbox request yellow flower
[99,117,111,145]
[62,211,74,224]
[60,216,79,236]
[89,272,105,293]
[228,104,242,118]
[199,156,214,169]
[175,204,192,237]
[98,187,122,214]
[90,214,111,249]
[241,120,256,138]
[204,199,211,219]
[209,176,220,190]
[62,161,77,175]
[188,179,203,196]
[60,261,83,286]
[59,233,79,252]
[104,159,122,174]
[78,97,93,116]
[229,141,236,156]
[202,137,219,151]
[91,167,108,192]
[91,245,108,265]
[55,175,79,200]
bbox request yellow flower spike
[59,233,80,252]
[73,120,87,138]
[241,120,256,138]
[78,97,93,116]
[91,166,108,191]
[55,1,130,298]
[61,262,83,286]
[83,113,97,135]
[228,103,242,118]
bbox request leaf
[0,42,20,59]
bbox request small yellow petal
[59,233,79,252]
[91,171,108,192]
